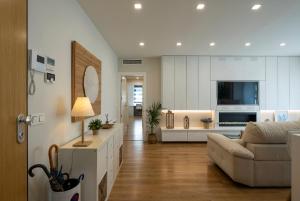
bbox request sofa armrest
[208,133,254,159]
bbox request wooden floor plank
[109,141,289,201]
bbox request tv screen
[217,82,259,105]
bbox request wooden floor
[123,117,143,141]
[109,141,290,201]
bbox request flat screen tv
[217,81,259,105]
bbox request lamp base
[73,140,92,147]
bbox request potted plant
[146,102,162,144]
[88,119,102,135]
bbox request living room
[1,0,300,201]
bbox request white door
[265,57,278,110]
[120,77,128,130]
[290,57,300,110]
[277,57,290,110]
[187,56,199,110]
[199,56,211,109]
[162,56,175,109]
[174,56,187,110]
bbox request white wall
[28,0,118,200]
[119,58,161,107]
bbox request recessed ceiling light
[122,76,126,80]
[196,3,206,10]
[280,42,287,47]
[252,4,262,10]
[134,3,142,10]
[176,42,182,47]
[139,42,145,47]
[245,42,251,47]
[136,77,140,80]
[209,42,216,47]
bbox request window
[133,85,143,106]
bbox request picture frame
[275,111,289,122]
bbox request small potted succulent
[146,102,162,144]
[88,119,102,135]
[201,118,213,129]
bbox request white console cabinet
[161,127,243,142]
[59,124,123,201]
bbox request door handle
[16,114,32,144]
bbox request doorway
[120,73,146,141]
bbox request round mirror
[83,66,99,103]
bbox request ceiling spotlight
[252,4,262,10]
[280,42,286,47]
[245,42,251,47]
[122,76,126,80]
[176,42,182,47]
[196,3,206,10]
[139,42,145,47]
[209,42,216,47]
[134,3,142,10]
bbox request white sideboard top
[60,123,123,150]
[161,127,245,131]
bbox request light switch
[39,113,46,123]
[29,113,45,126]
[30,114,40,126]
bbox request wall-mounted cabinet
[265,57,278,110]
[162,56,211,110]
[162,56,300,111]
[198,57,211,109]
[290,57,300,110]
[162,56,175,109]
[211,57,266,81]
[277,57,290,110]
[174,56,187,110]
[187,56,199,110]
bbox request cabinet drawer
[188,131,208,142]
[162,130,188,142]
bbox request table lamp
[71,97,95,147]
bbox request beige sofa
[207,121,300,187]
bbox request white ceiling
[78,0,300,58]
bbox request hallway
[124,117,143,141]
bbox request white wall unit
[259,81,266,110]
[210,81,217,109]
[211,56,266,81]
[59,124,123,201]
[290,57,300,110]
[265,57,278,110]
[199,56,211,109]
[162,56,175,109]
[187,56,199,110]
[188,130,208,142]
[174,56,187,110]
[277,57,290,110]
[161,127,243,142]
[162,130,188,141]
[161,55,300,111]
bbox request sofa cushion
[242,121,300,144]
[208,133,254,159]
[246,143,290,161]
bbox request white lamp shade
[71,97,95,117]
